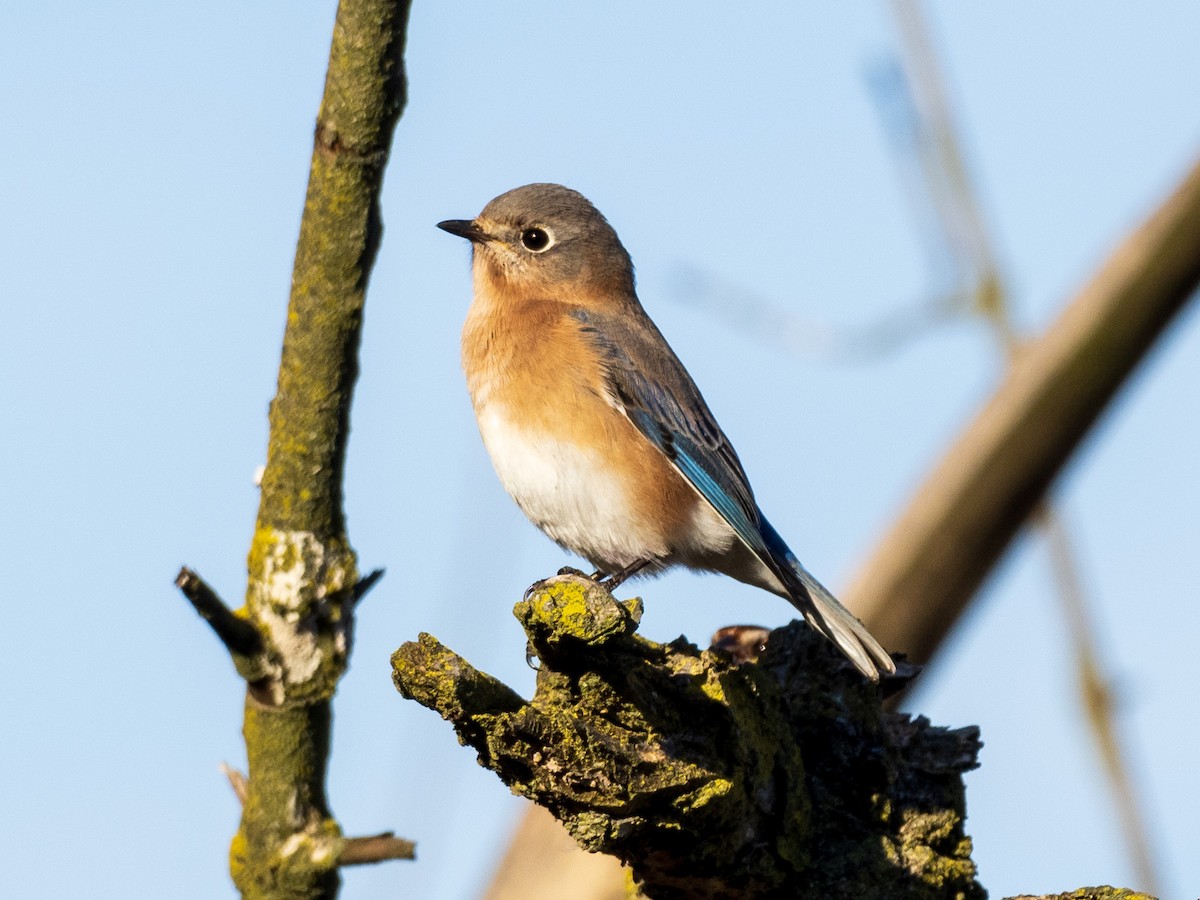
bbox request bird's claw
[524,641,540,670]
[526,567,589,600]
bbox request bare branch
[338,832,416,866]
[352,568,386,606]
[847,155,1200,663]
[219,763,248,805]
[174,567,263,658]
[178,1,415,896]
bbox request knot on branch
[314,120,391,167]
[177,534,377,708]
[392,575,984,900]
[245,527,359,705]
[518,573,644,652]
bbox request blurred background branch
[869,4,1167,888]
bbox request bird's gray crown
[480,183,601,228]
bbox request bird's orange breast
[461,289,703,566]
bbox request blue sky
[3,3,1198,898]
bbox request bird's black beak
[437,219,492,244]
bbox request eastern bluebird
[438,183,894,681]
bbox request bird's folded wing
[568,307,775,567]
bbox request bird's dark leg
[524,562,646,600]
[596,559,650,592]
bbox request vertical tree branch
[178,2,413,897]
[258,0,410,540]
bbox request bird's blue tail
[760,517,895,681]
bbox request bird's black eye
[520,227,553,252]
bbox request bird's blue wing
[569,307,895,680]
[568,308,775,565]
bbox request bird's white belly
[475,404,667,569]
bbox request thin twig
[352,568,386,605]
[1035,505,1160,896]
[339,832,416,865]
[219,763,249,805]
[175,566,263,657]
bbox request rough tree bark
[176,1,414,897]
[396,575,1164,899]
[394,574,983,900]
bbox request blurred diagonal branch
[668,265,964,361]
[1037,505,1158,892]
[877,5,1162,893]
[483,804,628,900]
[854,10,1200,674]
[879,5,1163,890]
[175,1,413,897]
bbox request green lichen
[1004,890,1157,900]
[394,574,986,899]
[232,700,340,899]
[515,573,641,650]
[239,525,358,705]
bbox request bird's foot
[525,562,647,599]
[524,567,588,600]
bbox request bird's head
[438,183,635,300]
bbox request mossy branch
[177,1,414,897]
[393,575,983,900]
[1006,891,1156,900]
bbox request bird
[438,183,895,681]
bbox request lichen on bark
[393,574,985,899]
[175,1,415,897]
[1005,889,1157,900]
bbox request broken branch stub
[392,574,984,900]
